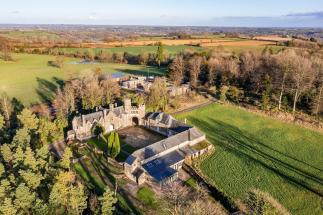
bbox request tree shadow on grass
[36,77,65,104]
[188,117,323,197]
[36,78,58,104]
[79,148,141,214]
[119,67,166,77]
[77,159,105,194]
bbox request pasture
[0,53,165,105]
[63,43,282,57]
[62,45,206,56]
[176,104,323,215]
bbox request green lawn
[136,187,158,209]
[0,53,165,105]
[73,146,138,214]
[176,104,323,215]
[221,45,284,54]
[88,137,106,151]
[62,45,206,56]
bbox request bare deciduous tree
[187,56,203,88]
[289,55,314,114]
[100,78,120,105]
[311,56,323,120]
[168,55,185,86]
[162,182,190,215]
[0,93,13,126]
[274,50,296,110]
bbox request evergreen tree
[68,185,87,215]
[99,187,117,215]
[156,42,164,68]
[14,183,36,213]
[38,118,63,144]
[0,162,4,178]
[107,132,120,158]
[12,127,30,149]
[49,171,87,215]
[0,144,13,165]
[107,132,115,157]
[17,108,39,131]
[0,198,17,215]
[19,170,43,190]
[113,133,120,157]
[24,147,39,171]
[60,147,73,170]
[32,199,49,215]
[13,146,25,168]
[0,114,4,129]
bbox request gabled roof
[73,106,126,127]
[132,127,204,161]
[142,150,184,182]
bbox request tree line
[167,48,323,121]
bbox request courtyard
[119,126,166,149]
[116,126,166,162]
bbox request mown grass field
[62,45,206,56]
[176,104,323,215]
[0,53,165,105]
[63,43,282,55]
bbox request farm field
[81,36,247,48]
[0,53,165,105]
[176,104,323,215]
[221,45,284,54]
[62,45,207,56]
[200,40,276,47]
[63,43,283,57]
[0,30,61,40]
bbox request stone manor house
[67,99,146,141]
[68,99,211,185]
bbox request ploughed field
[176,104,323,215]
[0,53,165,105]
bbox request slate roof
[132,127,204,161]
[73,106,125,126]
[142,150,184,182]
[145,112,189,129]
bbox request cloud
[209,11,323,27]
[88,15,97,20]
[286,11,323,18]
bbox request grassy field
[63,44,282,56]
[0,53,165,105]
[176,104,323,215]
[0,30,61,40]
[62,45,206,56]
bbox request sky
[0,0,323,27]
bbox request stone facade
[121,76,191,97]
[68,99,145,141]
